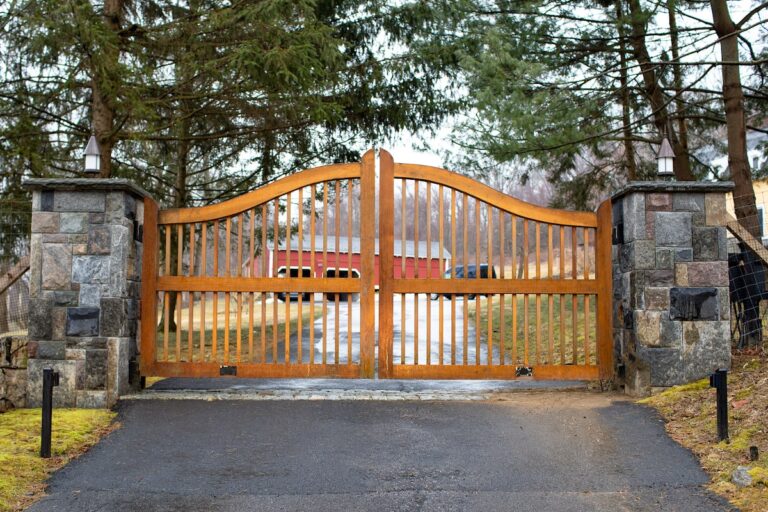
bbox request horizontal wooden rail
[394,163,597,227]
[391,278,600,295]
[0,255,29,295]
[146,361,362,379]
[156,276,361,293]
[390,364,599,380]
[159,163,360,224]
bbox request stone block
[643,287,669,310]
[637,347,684,387]
[29,234,42,297]
[705,193,727,226]
[622,193,647,242]
[76,390,108,408]
[31,212,60,233]
[635,310,662,346]
[89,212,105,224]
[645,211,655,239]
[691,212,706,226]
[645,269,674,287]
[717,287,730,320]
[36,340,65,359]
[41,243,72,289]
[654,212,692,247]
[669,287,719,320]
[660,317,682,348]
[688,261,728,286]
[79,284,101,307]
[0,368,28,410]
[40,191,53,212]
[26,359,78,407]
[53,191,105,213]
[107,337,131,405]
[675,248,693,262]
[632,240,656,270]
[73,244,88,255]
[692,227,720,261]
[65,348,86,360]
[655,249,674,270]
[673,193,705,212]
[60,212,89,233]
[124,194,136,220]
[51,291,79,306]
[717,228,728,261]
[646,193,672,211]
[84,349,107,389]
[87,225,111,255]
[72,255,110,284]
[66,307,100,336]
[42,234,68,243]
[675,264,689,286]
[52,307,67,341]
[100,298,130,337]
[32,190,41,212]
[683,321,731,381]
[28,298,53,339]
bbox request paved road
[28,394,733,511]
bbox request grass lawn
[466,293,597,365]
[0,408,117,512]
[155,295,321,363]
[640,353,768,511]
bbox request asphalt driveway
[27,393,733,511]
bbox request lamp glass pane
[85,154,100,172]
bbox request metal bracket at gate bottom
[220,365,237,376]
[515,366,533,377]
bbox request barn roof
[268,234,452,259]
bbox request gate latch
[515,366,533,377]
[220,365,237,376]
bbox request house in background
[265,234,451,288]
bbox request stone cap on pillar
[611,181,734,203]
[23,178,153,199]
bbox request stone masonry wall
[25,179,148,408]
[611,182,733,396]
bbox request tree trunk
[667,0,690,171]
[710,0,758,238]
[626,0,693,181]
[92,0,125,178]
[616,0,637,180]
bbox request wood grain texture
[139,198,159,375]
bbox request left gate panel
[140,162,367,378]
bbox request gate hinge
[515,366,533,377]
[220,365,237,376]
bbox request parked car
[324,267,360,301]
[275,266,313,302]
[431,264,497,300]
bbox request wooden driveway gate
[141,150,612,380]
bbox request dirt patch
[640,353,768,511]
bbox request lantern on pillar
[656,137,675,179]
[83,135,101,175]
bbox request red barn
[265,235,451,287]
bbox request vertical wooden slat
[596,200,614,378]
[322,183,328,365]
[237,215,243,363]
[463,193,469,365]
[298,188,304,364]
[499,210,505,365]
[535,222,540,280]
[347,181,353,366]
[523,294,529,366]
[438,185,444,366]
[523,219,529,279]
[188,224,195,362]
[487,203,493,366]
[535,293,541,365]
[139,198,159,376]
[572,227,578,364]
[401,179,406,365]
[414,180,419,365]
[560,293,566,364]
[285,195,291,364]
[212,221,219,361]
[426,183,431,365]
[163,227,170,362]
[334,181,341,365]
[248,211,255,362]
[176,224,182,363]
[511,215,517,279]
[584,229,591,365]
[273,199,279,363]
[200,223,207,362]
[548,225,553,279]
[224,217,231,363]
[512,293,518,364]
[572,227,578,280]
[359,150,376,376]
[310,185,316,366]
[378,150,395,377]
[474,198,480,366]
[451,188,457,365]
[261,205,267,363]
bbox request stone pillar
[24,179,149,408]
[611,182,733,396]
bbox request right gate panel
[378,150,612,380]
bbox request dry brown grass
[640,353,768,511]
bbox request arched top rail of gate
[158,160,364,225]
[393,162,597,228]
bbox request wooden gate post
[359,150,377,378]
[378,150,395,378]
[596,199,614,380]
